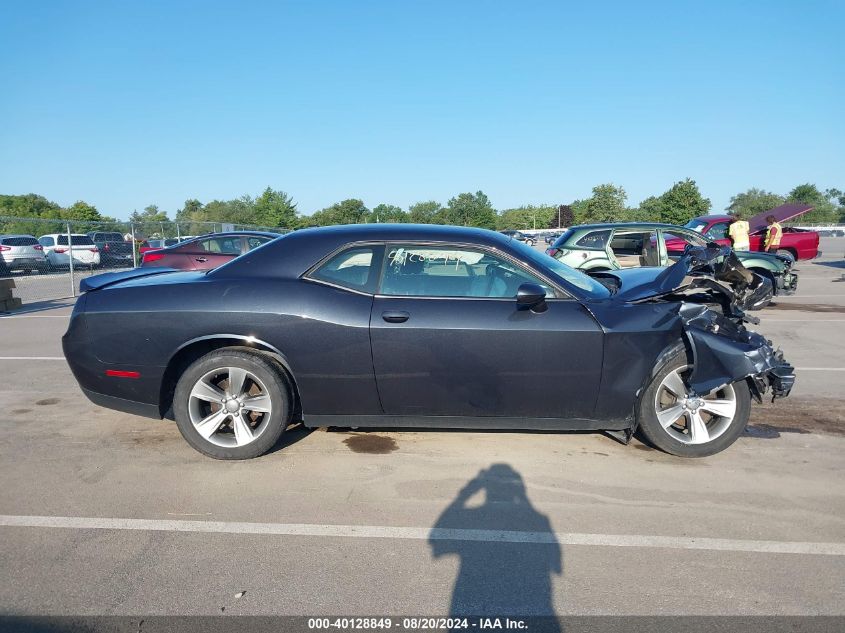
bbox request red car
[141,231,279,270]
[139,238,181,255]
[667,204,820,261]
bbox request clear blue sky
[1,0,842,219]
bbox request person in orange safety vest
[765,215,783,253]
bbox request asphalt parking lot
[0,239,843,618]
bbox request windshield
[507,239,610,299]
[684,219,708,233]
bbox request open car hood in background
[747,203,814,233]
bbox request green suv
[546,222,798,295]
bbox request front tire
[637,349,750,457]
[173,349,291,459]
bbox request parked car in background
[0,235,47,274]
[679,205,820,261]
[87,231,133,267]
[141,231,279,270]
[546,223,797,298]
[139,238,181,255]
[545,231,564,244]
[500,230,536,246]
[64,225,793,460]
[38,234,100,269]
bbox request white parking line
[1,514,842,556]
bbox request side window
[199,237,241,254]
[310,246,379,293]
[39,236,55,247]
[705,223,729,240]
[247,237,269,251]
[380,245,552,298]
[575,230,611,249]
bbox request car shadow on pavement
[265,421,314,455]
[0,297,75,315]
[814,260,845,270]
[429,464,561,628]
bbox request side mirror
[516,282,547,312]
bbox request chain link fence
[0,216,285,308]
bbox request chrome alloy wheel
[654,367,737,445]
[188,367,273,448]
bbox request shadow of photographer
[429,464,562,626]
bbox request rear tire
[173,349,291,459]
[776,249,795,262]
[637,349,750,457]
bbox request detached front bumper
[679,305,795,400]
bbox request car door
[369,243,604,422]
[660,228,705,263]
[187,236,242,269]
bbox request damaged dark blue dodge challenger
[62,224,794,459]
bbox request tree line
[2,181,843,237]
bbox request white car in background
[0,234,47,273]
[38,234,101,269]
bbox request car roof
[181,230,279,241]
[568,222,696,232]
[39,233,91,237]
[291,223,513,246]
[197,230,279,237]
[0,234,37,239]
[692,215,732,223]
[211,223,521,280]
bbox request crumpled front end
[678,304,795,401]
[614,245,796,404]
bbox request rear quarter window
[575,230,611,249]
[309,246,382,293]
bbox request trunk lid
[79,267,184,292]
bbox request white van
[38,234,101,269]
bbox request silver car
[0,234,47,273]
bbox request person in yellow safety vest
[765,215,783,253]
[728,211,750,251]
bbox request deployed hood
[598,245,773,314]
[747,203,813,232]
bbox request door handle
[382,310,410,323]
[195,257,208,263]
